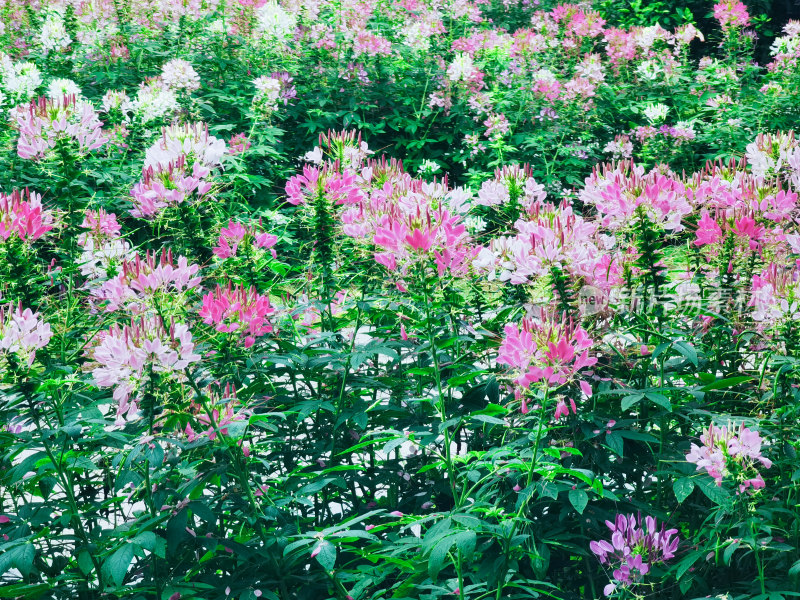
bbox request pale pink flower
[88,317,201,425]
[0,303,53,368]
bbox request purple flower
[590,513,679,595]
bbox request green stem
[422,272,458,503]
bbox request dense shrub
[0,1,800,599]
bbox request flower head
[590,513,679,596]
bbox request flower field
[1,0,800,598]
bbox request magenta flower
[0,189,54,243]
[80,208,121,239]
[199,284,275,348]
[285,165,364,207]
[581,162,691,232]
[694,211,723,246]
[498,312,596,416]
[130,157,213,219]
[228,133,251,156]
[91,250,200,314]
[14,95,108,160]
[212,219,278,259]
[185,384,250,443]
[713,0,750,30]
[498,313,596,390]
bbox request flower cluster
[199,284,275,348]
[590,514,679,596]
[88,317,201,426]
[0,54,42,106]
[0,303,53,370]
[38,10,71,53]
[686,423,772,493]
[132,77,178,123]
[474,164,548,218]
[255,1,297,42]
[144,122,227,171]
[14,95,109,160]
[160,59,201,92]
[91,250,200,314]
[212,220,278,260]
[0,189,54,243]
[130,157,214,219]
[184,385,250,444]
[497,312,596,414]
[580,162,691,232]
[713,0,751,31]
[77,209,133,283]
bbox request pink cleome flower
[212,219,277,259]
[686,423,771,493]
[199,284,275,348]
[0,302,53,368]
[0,189,54,243]
[88,316,201,426]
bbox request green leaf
[568,489,588,514]
[428,531,475,578]
[312,541,336,571]
[537,480,559,500]
[696,477,730,505]
[606,431,623,457]
[645,392,672,411]
[0,583,52,598]
[676,549,704,579]
[11,544,34,577]
[621,394,644,411]
[788,558,800,578]
[672,341,698,367]
[723,540,741,566]
[673,477,695,503]
[105,544,134,587]
[700,376,753,391]
[131,532,157,552]
[77,550,94,575]
[470,414,507,426]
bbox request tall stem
[422,273,458,502]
